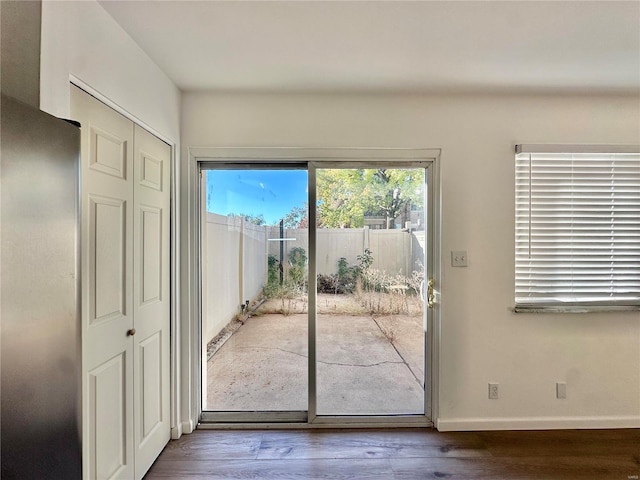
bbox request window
[515,145,640,312]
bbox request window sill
[513,305,640,314]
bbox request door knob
[127,328,136,336]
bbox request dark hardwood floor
[145,427,640,479]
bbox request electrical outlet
[556,382,567,399]
[451,251,468,267]
[488,383,499,399]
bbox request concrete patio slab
[206,312,425,415]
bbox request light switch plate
[451,251,468,267]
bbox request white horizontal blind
[515,149,640,310]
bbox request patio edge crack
[371,315,424,389]
[236,346,406,368]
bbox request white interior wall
[39,0,180,143]
[0,0,41,107]
[182,91,640,429]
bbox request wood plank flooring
[145,428,640,479]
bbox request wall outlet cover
[556,382,567,399]
[489,382,499,399]
[451,251,468,267]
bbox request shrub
[263,255,282,298]
[336,257,357,293]
[263,248,308,304]
[317,249,374,295]
[287,247,307,288]
[317,273,339,294]
[356,248,374,273]
[357,264,424,315]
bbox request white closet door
[132,125,171,479]
[71,85,135,480]
[71,86,171,480]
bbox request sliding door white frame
[187,147,442,429]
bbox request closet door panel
[133,125,171,479]
[71,85,135,480]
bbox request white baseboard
[170,425,183,439]
[180,419,196,435]
[437,416,640,431]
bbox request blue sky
[206,169,308,224]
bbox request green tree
[281,204,308,228]
[316,168,423,228]
[316,169,367,228]
[361,169,424,229]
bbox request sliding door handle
[427,279,435,309]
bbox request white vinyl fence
[267,227,423,276]
[201,213,267,344]
[202,214,425,345]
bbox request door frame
[188,147,441,428]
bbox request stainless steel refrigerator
[1,94,82,479]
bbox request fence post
[279,219,284,285]
[363,226,370,254]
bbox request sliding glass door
[200,158,434,424]
[313,166,427,416]
[201,167,309,419]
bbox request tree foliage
[316,169,367,228]
[281,205,308,228]
[316,168,424,228]
[280,168,424,229]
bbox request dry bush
[357,268,423,315]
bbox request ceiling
[99,0,640,94]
